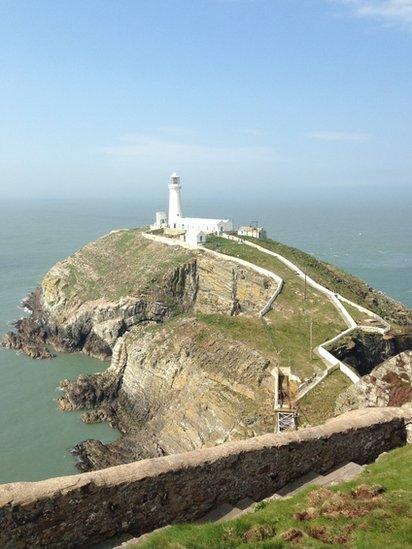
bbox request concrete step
[199,502,243,523]
[276,470,324,497]
[113,527,170,548]
[316,462,364,486]
[112,462,364,547]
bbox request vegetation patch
[240,235,411,326]
[204,236,345,378]
[298,370,352,426]
[46,229,196,304]
[196,313,279,362]
[135,444,412,549]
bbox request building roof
[180,217,231,224]
[238,226,264,231]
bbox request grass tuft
[135,444,411,549]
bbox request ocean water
[0,190,411,484]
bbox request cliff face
[335,351,412,414]
[2,230,275,360]
[3,228,411,472]
[58,318,276,471]
[328,329,412,377]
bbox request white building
[151,173,233,241]
[238,226,267,239]
[185,229,207,247]
[178,218,232,234]
[152,211,167,229]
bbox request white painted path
[143,232,390,388]
[143,232,283,316]
[222,234,390,388]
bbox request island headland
[3,174,411,472]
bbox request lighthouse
[168,172,183,228]
[150,172,233,238]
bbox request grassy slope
[242,236,411,326]
[203,237,345,378]
[46,229,195,303]
[136,444,411,549]
[298,370,352,426]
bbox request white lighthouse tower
[168,172,183,228]
[150,172,233,240]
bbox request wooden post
[309,320,313,360]
[304,270,307,300]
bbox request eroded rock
[335,351,412,414]
[60,318,276,471]
[2,231,274,360]
[328,329,412,377]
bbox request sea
[0,188,411,484]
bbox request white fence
[142,232,284,317]
[144,231,390,387]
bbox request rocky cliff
[3,230,280,469]
[3,228,411,472]
[3,230,274,360]
[327,329,412,376]
[335,351,412,413]
[58,318,276,470]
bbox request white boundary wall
[143,231,391,388]
[143,232,195,249]
[222,234,391,386]
[142,232,283,318]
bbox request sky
[0,0,411,200]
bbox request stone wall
[0,407,409,548]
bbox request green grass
[240,236,411,326]
[204,237,345,378]
[298,370,352,426]
[135,444,412,549]
[343,302,389,329]
[45,229,195,304]
[341,303,370,325]
[197,314,278,360]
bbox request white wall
[177,218,233,234]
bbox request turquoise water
[0,191,410,483]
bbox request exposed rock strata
[335,351,412,414]
[328,329,412,377]
[58,318,276,471]
[2,230,274,360]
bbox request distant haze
[0,0,411,200]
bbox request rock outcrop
[58,318,276,471]
[2,230,275,361]
[3,228,410,473]
[328,329,412,377]
[335,351,412,414]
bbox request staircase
[194,461,364,524]
[112,461,364,547]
